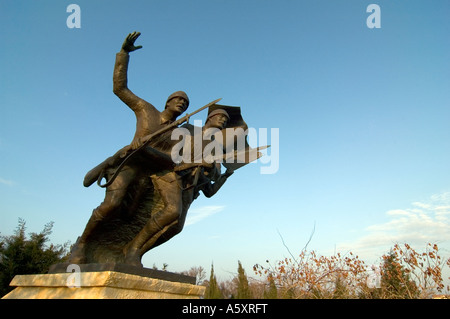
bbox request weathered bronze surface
[69,32,262,267]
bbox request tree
[393,243,448,298]
[236,260,253,299]
[263,274,278,299]
[181,266,206,285]
[379,250,419,299]
[0,219,70,297]
[151,263,169,271]
[204,263,223,299]
[332,273,349,299]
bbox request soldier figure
[70,32,189,263]
[122,109,234,266]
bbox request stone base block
[2,271,205,299]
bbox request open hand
[121,31,143,53]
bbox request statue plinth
[3,264,205,299]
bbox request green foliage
[263,275,278,299]
[236,260,253,299]
[379,250,419,299]
[332,275,350,299]
[204,263,223,299]
[0,219,70,297]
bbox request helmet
[165,91,189,108]
[207,108,230,121]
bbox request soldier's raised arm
[113,32,145,111]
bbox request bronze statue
[122,109,234,266]
[69,32,264,267]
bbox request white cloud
[412,202,432,210]
[385,209,412,217]
[337,191,450,261]
[0,177,15,186]
[431,192,450,203]
[185,205,225,226]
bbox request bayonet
[98,98,222,187]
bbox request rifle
[97,98,222,188]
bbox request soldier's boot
[122,218,169,267]
[68,207,106,264]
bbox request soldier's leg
[123,172,183,266]
[69,166,136,263]
[140,187,195,252]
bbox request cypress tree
[381,251,419,299]
[236,260,252,299]
[204,263,223,299]
[263,274,278,299]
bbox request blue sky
[1,1,449,281]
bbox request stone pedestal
[3,264,205,299]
